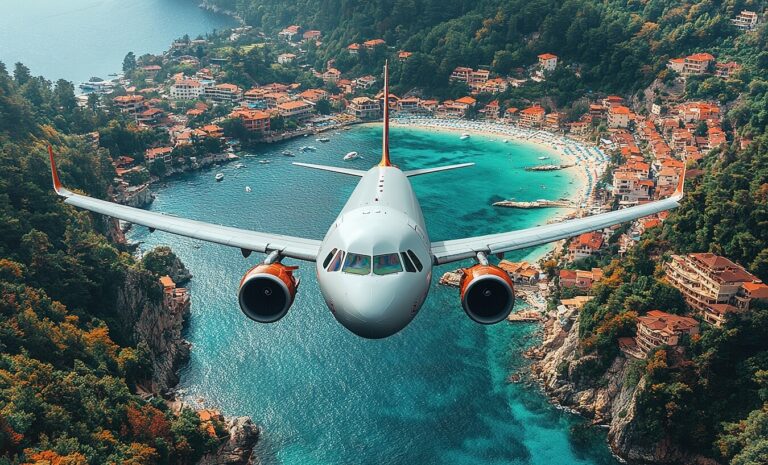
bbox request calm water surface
[0,0,234,83]
[129,126,619,465]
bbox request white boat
[503,139,509,143]
[245,186,252,193]
[235,163,244,168]
[317,137,330,142]
[343,151,359,161]
[538,156,549,160]
[259,160,270,164]
[215,173,224,182]
[299,145,317,152]
[460,133,470,140]
[282,150,295,157]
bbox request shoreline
[384,117,606,263]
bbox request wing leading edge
[431,174,685,265]
[49,148,321,262]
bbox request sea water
[128,125,619,465]
[0,0,235,83]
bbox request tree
[315,98,332,115]
[123,52,137,74]
[13,62,31,85]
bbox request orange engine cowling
[459,264,515,324]
[238,263,299,323]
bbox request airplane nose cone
[332,280,415,339]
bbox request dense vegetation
[199,0,767,462]
[0,63,221,464]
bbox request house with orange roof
[398,51,412,61]
[666,253,768,319]
[537,53,558,72]
[567,232,605,261]
[682,53,716,76]
[322,68,341,84]
[503,107,519,124]
[454,96,477,108]
[715,62,741,79]
[363,39,386,49]
[277,53,297,65]
[113,95,146,114]
[229,109,271,133]
[480,100,500,120]
[278,25,302,41]
[607,105,631,128]
[732,10,759,31]
[201,124,224,138]
[559,268,603,290]
[277,100,314,120]
[519,105,546,128]
[145,147,174,165]
[347,97,381,119]
[498,260,540,285]
[625,310,699,358]
[347,43,361,54]
[302,30,321,41]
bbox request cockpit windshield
[373,253,403,275]
[342,253,371,275]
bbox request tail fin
[379,61,391,167]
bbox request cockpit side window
[407,250,423,272]
[373,253,403,275]
[400,252,416,272]
[322,248,338,269]
[342,253,371,275]
[327,250,345,272]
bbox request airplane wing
[49,148,321,262]
[431,174,685,265]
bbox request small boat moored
[343,151,359,161]
[215,173,224,182]
[317,137,330,142]
[460,133,471,140]
[245,186,252,192]
[282,150,295,157]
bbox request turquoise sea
[128,125,620,465]
[0,0,235,83]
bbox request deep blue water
[0,0,235,83]
[128,126,619,465]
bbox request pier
[525,163,575,171]
[493,199,576,209]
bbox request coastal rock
[114,266,190,393]
[142,245,193,285]
[532,313,717,464]
[199,417,260,465]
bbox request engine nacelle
[238,263,298,323]
[459,264,515,324]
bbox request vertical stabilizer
[379,61,392,167]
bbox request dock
[525,163,575,171]
[507,310,544,322]
[493,199,575,209]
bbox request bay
[129,125,620,465]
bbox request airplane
[47,62,684,339]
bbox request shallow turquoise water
[128,126,618,465]
[0,0,234,83]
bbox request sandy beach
[385,117,609,264]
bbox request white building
[537,53,558,72]
[170,79,204,100]
[203,83,243,103]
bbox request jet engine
[238,262,299,323]
[459,264,515,324]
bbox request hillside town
[76,4,768,433]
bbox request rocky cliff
[114,263,191,393]
[531,309,717,464]
[199,417,261,465]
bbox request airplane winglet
[48,145,64,195]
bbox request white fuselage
[316,166,433,338]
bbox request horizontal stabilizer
[403,163,475,177]
[292,162,365,177]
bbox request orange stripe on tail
[379,61,391,167]
[48,145,64,193]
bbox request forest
[0,64,222,464]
